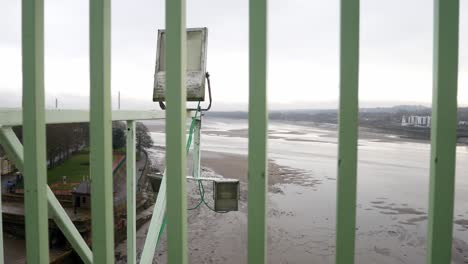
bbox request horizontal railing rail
[0,109,167,127]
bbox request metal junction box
[213,179,240,212]
[153,27,208,102]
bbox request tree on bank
[10,124,88,169]
[112,122,126,150]
[8,121,152,167]
[45,123,88,168]
[136,122,153,156]
[112,121,153,155]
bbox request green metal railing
[0,0,461,263]
[248,0,268,262]
[427,1,460,263]
[336,1,359,263]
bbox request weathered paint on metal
[165,0,188,262]
[0,128,93,264]
[21,0,49,262]
[126,121,137,264]
[427,0,460,263]
[153,28,208,102]
[90,0,114,262]
[247,0,268,262]
[335,1,360,264]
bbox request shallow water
[149,117,468,263]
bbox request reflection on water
[149,118,468,263]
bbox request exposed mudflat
[118,118,468,263]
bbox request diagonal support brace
[140,171,167,264]
[0,127,93,264]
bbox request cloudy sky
[1,0,467,110]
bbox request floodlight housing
[153,27,208,102]
[213,179,239,212]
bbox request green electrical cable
[186,103,222,213]
[186,110,219,211]
[157,102,224,247]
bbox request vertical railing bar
[140,114,194,264]
[193,116,202,179]
[126,121,136,264]
[165,0,188,262]
[247,0,268,262]
[335,0,360,263]
[90,0,114,262]
[427,0,460,263]
[21,0,50,262]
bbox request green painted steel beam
[140,170,167,263]
[427,0,460,263]
[90,0,114,262]
[247,0,268,262]
[21,0,49,262]
[0,109,193,127]
[165,0,188,262]
[126,121,136,264]
[335,0,360,263]
[0,127,93,264]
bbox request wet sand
[145,118,433,146]
[116,149,458,264]
[116,150,308,263]
[125,119,468,263]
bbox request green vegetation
[47,150,90,185]
[14,122,153,190]
[45,150,124,189]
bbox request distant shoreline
[144,116,468,145]
[203,114,468,145]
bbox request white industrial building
[402,116,468,128]
[401,115,432,128]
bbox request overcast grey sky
[1,0,467,110]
